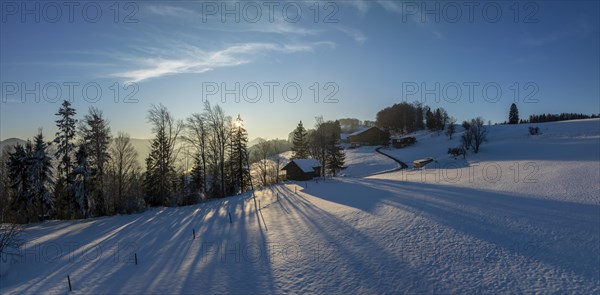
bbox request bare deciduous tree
[204,101,229,197]
[446,117,457,139]
[108,132,141,213]
[253,139,272,186]
[183,113,209,194]
[470,117,487,153]
[0,223,23,256]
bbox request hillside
[0,138,26,152]
[1,119,598,294]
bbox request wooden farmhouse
[347,127,388,146]
[282,159,322,181]
[391,136,417,148]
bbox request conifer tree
[80,107,111,215]
[7,143,32,222]
[509,103,519,124]
[53,100,77,218]
[30,130,54,221]
[230,115,250,194]
[325,133,345,177]
[144,104,182,206]
[54,100,77,183]
[425,108,435,130]
[434,108,444,131]
[73,144,92,218]
[291,121,309,159]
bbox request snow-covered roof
[348,126,378,137]
[290,159,322,173]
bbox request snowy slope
[342,146,399,177]
[379,119,600,204]
[1,119,599,294]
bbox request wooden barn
[347,127,387,146]
[282,159,322,181]
[391,136,417,148]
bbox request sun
[234,114,243,128]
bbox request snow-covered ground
[339,146,400,177]
[1,119,599,294]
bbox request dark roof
[348,126,377,137]
[283,159,322,173]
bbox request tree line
[526,113,599,123]
[1,100,260,223]
[507,103,598,124]
[375,102,450,134]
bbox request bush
[448,147,465,157]
[529,126,540,135]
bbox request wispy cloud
[337,26,367,44]
[376,0,402,14]
[144,4,369,45]
[340,0,371,16]
[113,42,324,83]
[145,4,321,36]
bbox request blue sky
[1,0,599,140]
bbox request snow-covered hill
[1,119,598,294]
[341,146,400,177]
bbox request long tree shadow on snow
[266,184,434,293]
[5,195,277,294]
[299,178,600,282]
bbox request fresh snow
[342,146,400,177]
[346,126,374,137]
[288,159,322,173]
[1,119,599,294]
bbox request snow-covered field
[1,119,599,294]
[341,146,400,177]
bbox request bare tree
[0,223,23,256]
[108,132,140,213]
[470,117,487,153]
[270,140,285,183]
[253,139,272,186]
[203,101,228,197]
[446,117,457,139]
[183,113,209,194]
